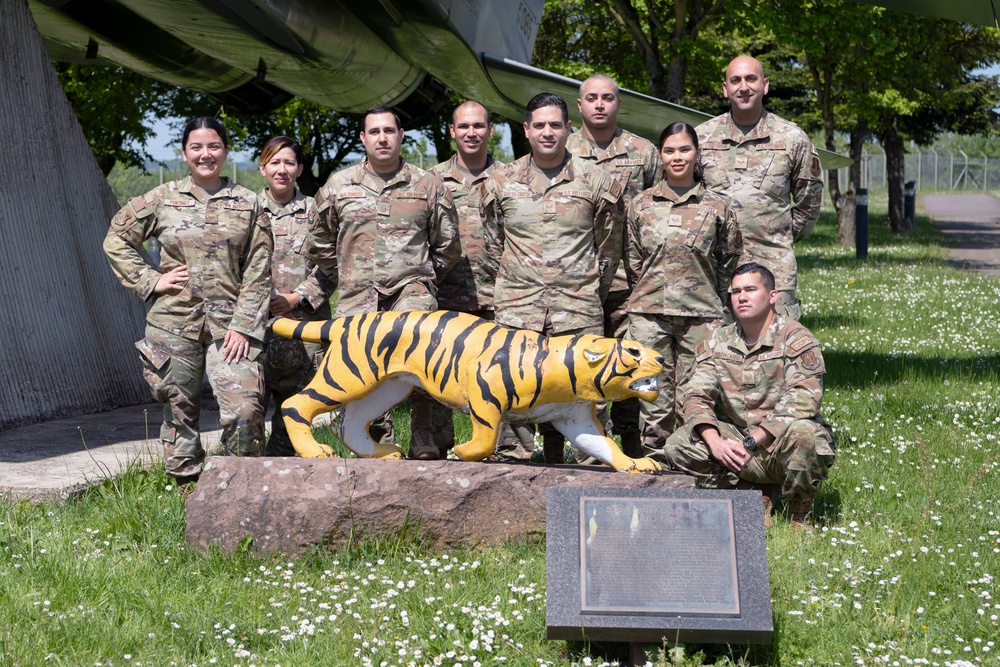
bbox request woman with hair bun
[103,116,272,479]
[257,136,333,456]
[624,121,744,456]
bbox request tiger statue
[270,310,665,473]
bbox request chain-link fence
[832,150,1000,193]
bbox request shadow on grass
[799,312,870,330]
[821,350,1000,390]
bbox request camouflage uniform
[625,181,743,453]
[103,176,272,476]
[567,127,660,439]
[427,154,508,453]
[308,159,460,447]
[661,315,835,505]
[481,154,625,457]
[260,188,334,456]
[697,110,823,320]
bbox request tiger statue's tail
[271,317,336,344]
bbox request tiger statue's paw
[619,457,665,475]
[452,440,494,462]
[293,442,336,458]
[376,451,404,460]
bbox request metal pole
[931,149,938,190]
[856,188,868,260]
[233,159,237,184]
[982,152,988,192]
[950,153,955,190]
[159,164,163,185]
[959,150,969,189]
[915,148,921,192]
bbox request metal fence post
[856,187,868,260]
[931,149,938,190]
[983,153,988,191]
[915,148,921,192]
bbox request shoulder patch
[695,340,711,362]
[799,348,821,371]
[127,196,150,217]
[788,333,815,353]
[811,153,823,178]
[255,210,272,230]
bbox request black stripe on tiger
[469,405,492,428]
[527,335,548,408]
[282,407,311,427]
[291,319,310,340]
[475,366,503,414]
[402,312,433,361]
[361,312,381,378]
[376,312,411,374]
[487,329,520,410]
[563,334,586,395]
[320,319,334,342]
[321,356,346,393]
[339,316,364,383]
[517,337,528,380]
[437,320,487,392]
[302,388,341,407]
[593,344,636,397]
[424,311,463,377]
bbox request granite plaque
[547,487,772,644]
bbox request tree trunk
[882,116,910,233]
[838,122,866,246]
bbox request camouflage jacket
[103,176,273,342]
[696,110,823,292]
[480,153,625,333]
[429,154,503,312]
[566,127,660,296]
[683,315,826,444]
[308,159,460,316]
[625,182,743,318]
[259,188,333,320]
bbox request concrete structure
[0,0,148,431]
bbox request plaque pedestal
[546,487,773,645]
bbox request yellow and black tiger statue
[270,311,665,473]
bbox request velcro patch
[701,142,727,151]
[615,159,643,167]
[799,348,821,371]
[501,190,532,198]
[788,334,815,352]
[562,190,592,198]
[695,341,711,362]
[338,189,366,199]
[223,200,253,210]
[397,191,428,200]
[164,199,195,207]
[606,178,623,200]
[714,351,743,362]
[811,154,822,178]
[128,196,150,217]
[756,351,783,360]
[756,142,787,151]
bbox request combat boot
[543,434,565,464]
[789,497,815,530]
[408,429,440,460]
[620,431,643,459]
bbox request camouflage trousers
[262,336,326,456]
[661,419,835,504]
[628,313,721,457]
[494,322,610,461]
[605,290,639,437]
[137,325,265,476]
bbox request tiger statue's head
[562,335,665,404]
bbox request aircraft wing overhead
[481,54,853,170]
[852,0,998,27]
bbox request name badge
[735,155,749,170]
[668,214,683,227]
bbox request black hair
[658,122,703,182]
[733,262,776,291]
[525,92,569,124]
[181,117,229,149]
[362,105,402,131]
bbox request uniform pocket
[135,338,171,402]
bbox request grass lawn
[1,209,998,667]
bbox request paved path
[923,194,1000,278]
[0,404,221,500]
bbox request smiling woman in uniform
[103,116,272,479]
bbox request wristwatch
[742,433,760,452]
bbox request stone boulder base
[185,457,695,556]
